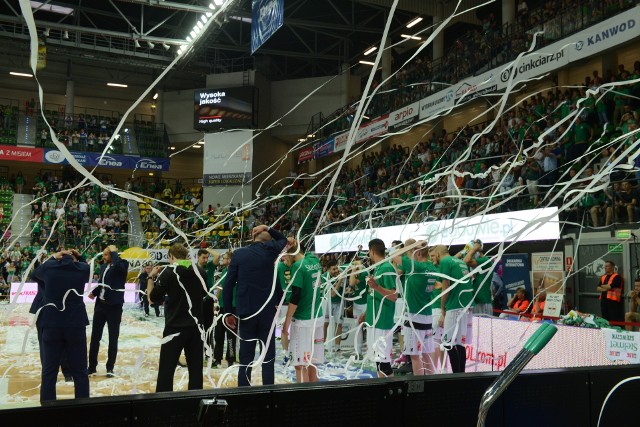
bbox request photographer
[625,280,640,331]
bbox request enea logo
[136,159,164,170]
[45,150,64,164]
[580,19,636,49]
[98,155,123,167]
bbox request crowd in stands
[267,61,640,235]
[27,170,129,258]
[0,103,19,146]
[316,0,637,138]
[36,110,124,154]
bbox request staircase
[10,193,34,248]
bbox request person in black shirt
[148,243,206,392]
[138,262,160,317]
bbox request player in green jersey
[463,241,494,316]
[431,245,473,373]
[282,241,324,383]
[361,238,398,377]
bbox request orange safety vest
[598,273,622,302]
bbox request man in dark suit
[33,249,90,401]
[223,224,287,386]
[29,253,73,382]
[87,244,129,376]
[148,243,206,392]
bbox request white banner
[389,101,420,130]
[603,329,640,364]
[355,115,389,145]
[419,89,454,120]
[314,207,560,253]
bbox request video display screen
[193,86,257,131]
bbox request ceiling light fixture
[63,30,69,39]
[209,3,216,9]
[153,93,158,100]
[401,34,422,40]
[214,0,223,5]
[162,42,170,50]
[43,28,50,37]
[107,82,128,88]
[406,17,423,28]
[364,46,377,55]
[10,71,33,77]
[134,39,141,48]
[201,15,208,24]
[359,60,375,66]
[147,41,155,49]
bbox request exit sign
[615,230,632,240]
[608,244,623,253]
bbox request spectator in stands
[625,280,640,331]
[501,287,529,318]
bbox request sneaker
[64,375,73,382]
[106,370,115,378]
[87,369,97,376]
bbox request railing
[302,0,639,142]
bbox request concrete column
[432,12,444,61]
[155,89,164,124]
[65,79,74,120]
[502,0,516,28]
[381,39,392,80]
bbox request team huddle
[275,237,493,381]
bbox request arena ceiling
[0,0,487,90]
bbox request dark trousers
[142,294,161,317]
[156,326,204,392]
[601,301,625,322]
[37,324,71,377]
[41,327,89,401]
[214,307,237,363]
[238,308,277,387]
[202,298,214,351]
[88,301,123,372]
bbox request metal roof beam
[0,14,189,45]
[112,0,211,14]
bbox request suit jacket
[90,251,129,305]
[223,228,287,317]
[33,255,90,328]
[29,261,45,316]
[150,262,206,328]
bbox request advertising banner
[454,70,497,104]
[333,130,350,153]
[355,115,389,145]
[43,149,170,171]
[532,251,565,299]
[0,145,44,162]
[298,146,314,163]
[251,0,284,54]
[603,329,640,363]
[193,87,256,131]
[315,207,560,253]
[419,89,454,120]
[314,137,334,159]
[203,131,253,187]
[501,254,533,301]
[389,101,420,132]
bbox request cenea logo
[98,155,123,167]
[500,50,565,82]
[45,150,64,163]
[136,159,164,170]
